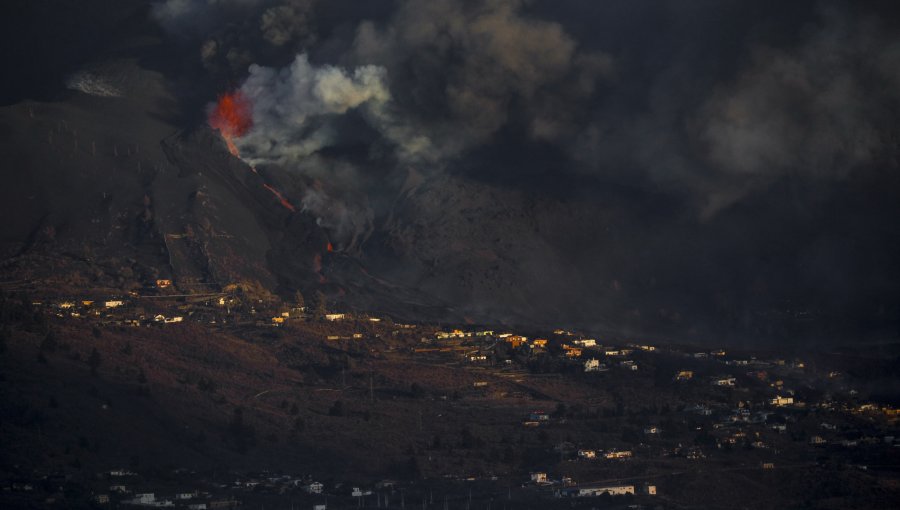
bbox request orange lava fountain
[209,91,252,157]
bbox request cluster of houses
[528,471,656,499]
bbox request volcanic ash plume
[231,53,392,167]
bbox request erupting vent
[209,91,252,156]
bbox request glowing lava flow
[209,92,252,157]
[209,91,297,213]
[262,183,296,212]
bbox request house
[95,495,110,504]
[712,376,737,387]
[675,370,693,381]
[272,316,285,324]
[604,450,632,459]
[175,492,197,500]
[473,381,489,388]
[305,482,324,494]
[124,493,158,505]
[577,485,635,497]
[572,339,597,347]
[644,426,661,435]
[58,301,75,309]
[352,333,363,339]
[505,335,528,348]
[564,347,583,358]
[530,472,548,484]
[110,485,129,493]
[577,449,597,459]
[324,313,346,321]
[809,436,827,445]
[761,462,775,469]
[468,354,487,362]
[770,396,794,406]
[531,339,548,348]
[326,335,340,341]
[584,358,606,372]
[105,300,125,308]
[529,411,550,422]
[156,279,172,288]
[643,484,657,495]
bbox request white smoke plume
[65,71,123,97]
[233,53,392,166]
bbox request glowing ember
[262,183,296,212]
[209,91,252,157]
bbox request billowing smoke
[233,54,390,166]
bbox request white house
[577,485,635,497]
[573,339,597,347]
[578,449,597,459]
[584,358,605,372]
[305,482,324,494]
[105,300,125,308]
[325,313,346,321]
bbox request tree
[88,348,101,375]
[314,291,327,320]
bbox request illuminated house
[770,395,793,406]
[155,279,172,288]
[675,370,694,381]
[325,313,346,321]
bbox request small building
[604,450,632,460]
[529,411,550,422]
[95,495,110,504]
[573,339,597,347]
[156,279,172,288]
[770,396,794,407]
[505,335,528,348]
[531,339,548,349]
[530,472,548,484]
[712,376,737,387]
[578,449,597,459]
[675,370,693,381]
[305,482,324,494]
[324,313,346,321]
[577,485,634,497]
[564,347,583,358]
[105,300,125,308]
[584,358,606,372]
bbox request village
[1,285,899,509]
